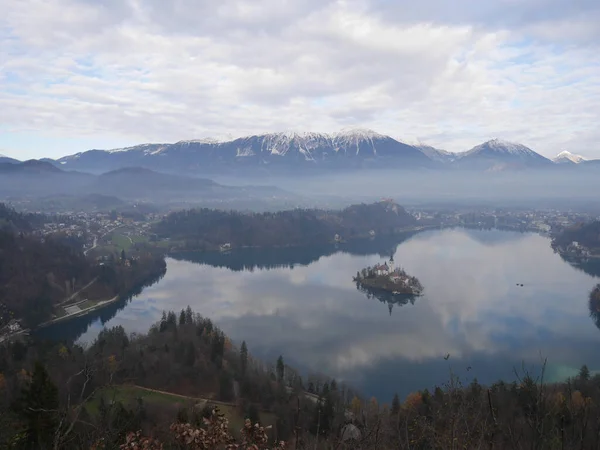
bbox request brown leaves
[120,431,163,449]
[404,391,423,410]
[107,354,118,374]
[121,408,285,450]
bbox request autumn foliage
[120,408,285,450]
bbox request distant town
[7,204,600,257]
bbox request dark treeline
[553,221,600,253]
[590,284,600,330]
[2,306,600,449]
[153,201,417,251]
[0,202,81,233]
[0,203,46,232]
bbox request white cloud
[1,0,600,158]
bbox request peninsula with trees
[552,221,600,259]
[354,254,423,296]
[152,200,424,252]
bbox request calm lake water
[38,229,600,401]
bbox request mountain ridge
[452,139,552,171]
[51,129,434,173]
[0,161,294,205]
[14,131,600,174]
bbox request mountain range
[2,130,597,175]
[0,161,294,207]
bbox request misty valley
[4,0,600,446]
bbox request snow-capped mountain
[553,150,586,164]
[453,139,552,170]
[53,129,433,174]
[43,133,591,174]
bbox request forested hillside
[0,203,44,232]
[153,200,417,250]
[553,221,600,253]
[2,304,600,449]
[0,230,166,329]
[0,231,93,327]
[0,204,166,329]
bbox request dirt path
[59,276,99,305]
[130,385,237,407]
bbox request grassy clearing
[85,385,276,436]
[131,235,149,244]
[105,233,150,252]
[109,233,133,251]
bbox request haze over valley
[2,0,600,448]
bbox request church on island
[372,256,404,282]
[354,254,424,296]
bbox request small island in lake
[353,254,423,296]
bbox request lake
[38,228,600,402]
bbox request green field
[108,233,133,250]
[98,233,150,253]
[86,385,275,436]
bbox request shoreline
[37,294,121,329]
[165,225,436,254]
[355,278,422,296]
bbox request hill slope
[0,154,19,164]
[0,162,293,205]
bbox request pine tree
[276,355,285,384]
[159,311,167,332]
[13,362,59,449]
[240,341,248,376]
[179,309,186,326]
[185,305,193,324]
[579,364,591,381]
[166,311,177,330]
[211,332,224,368]
[331,378,337,392]
[391,393,400,416]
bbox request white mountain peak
[335,128,384,140]
[553,150,586,164]
[471,138,538,157]
[487,138,526,149]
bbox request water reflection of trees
[355,282,418,316]
[557,254,600,278]
[33,269,167,344]
[172,232,420,272]
[590,285,600,330]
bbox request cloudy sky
[2,0,600,160]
